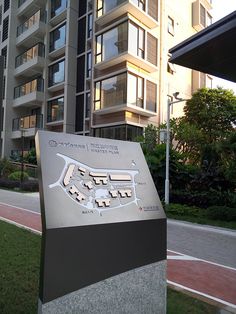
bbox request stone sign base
[38,260,166,314]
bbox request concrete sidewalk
[0,202,236,313]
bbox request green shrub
[8,171,29,181]
[0,158,16,178]
[170,189,236,208]
[206,206,236,221]
[165,203,203,217]
[21,180,39,192]
[0,178,20,189]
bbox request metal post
[165,98,170,205]
[20,129,24,186]
[164,94,189,205]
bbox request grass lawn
[0,221,219,314]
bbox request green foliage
[8,171,29,181]
[0,158,16,178]
[184,87,236,143]
[24,148,37,165]
[170,189,236,209]
[206,206,236,221]
[165,203,202,217]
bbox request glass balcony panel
[17,10,46,37]
[12,114,43,130]
[14,77,44,98]
[15,43,45,68]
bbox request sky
[211,0,236,93]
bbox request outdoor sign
[36,131,166,309]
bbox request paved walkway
[0,202,236,313]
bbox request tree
[183,87,236,143]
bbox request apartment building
[0,0,212,158]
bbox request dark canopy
[169,11,236,83]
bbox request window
[78,0,86,17]
[94,73,127,110]
[2,76,6,99]
[48,60,65,87]
[96,0,126,17]
[47,97,64,122]
[206,12,212,27]
[85,92,90,118]
[87,13,92,38]
[75,95,84,132]
[0,6,2,25]
[128,22,145,58]
[1,46,7,68]
[168,16,174,35]
[2,16,9,42]
[146,80,157,112]
[147,33,157,65]
[95,124,143,141]
[76,55,85,92]
[96,22,128,63]
[4,0,9,13]
[86,52,91,78]
[78,18,86,54]
[147,0,158,21]
[200,72,206,88]
[167,62,175,74]
[206,75,213,88]
[131,0,145,11]
[200,4,206,27]
[51,0,67,18]
[49,23,66,52]
[127,73,144,107]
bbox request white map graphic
[49,153,140,215]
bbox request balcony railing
[14,77,44,99]
[12,114,43,131]
[18,0,27,7]
[15,43,45,68]
[17,10,46,37]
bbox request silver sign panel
[36,131,165,229]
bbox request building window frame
[47,96,64,123]
[49,23,66,53]
[48,59,65,87]
[168,16,174,35]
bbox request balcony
[95,21,158,73]
[17,0,45,17]
[16,10,46,48]
[13,77,44,108]
[95,52,157,73]
[12,114,43,139]
[96,0,158,29]
[94,103,157,117]
[15,43,45,77]
[94,72,157,117]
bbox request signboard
[36,131,166,308]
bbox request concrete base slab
[39,260,166,314]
